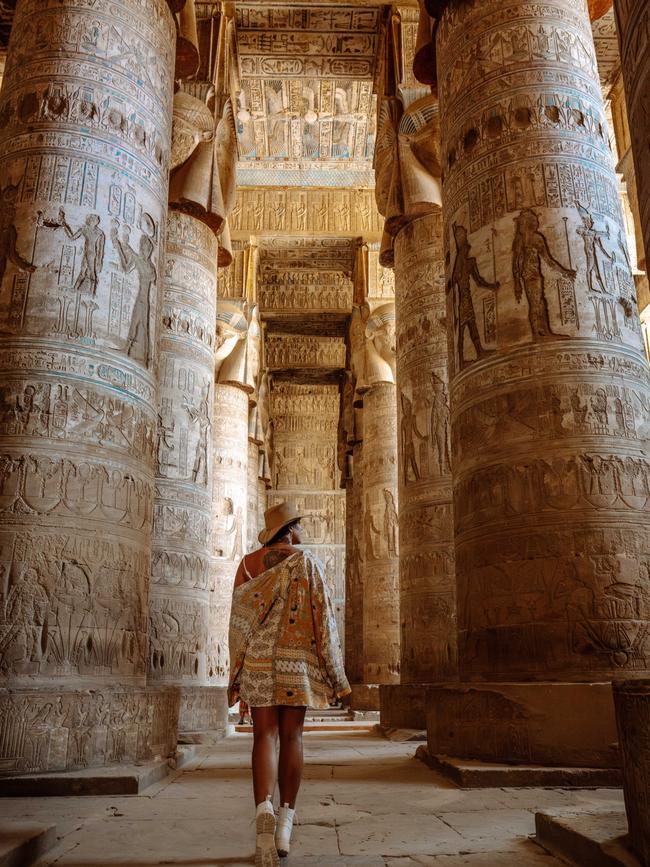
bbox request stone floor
[2,731,627,866]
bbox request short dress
[238,556,284,707]
[228,550,350,710]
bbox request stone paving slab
[0,731,624,867]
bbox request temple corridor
[2,0,650,862]
[2,730,627,866]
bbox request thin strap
[242,555,254,581]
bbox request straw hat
[258,501,305,545]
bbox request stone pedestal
[362,382,400,684]
[210,383,249,686]
[614,0,650,268]
[0,0,176,774]
[394,212,457,685]
[149,210,221,737]
[613,679,650,865]
[427,682,619,769]
[438,0,650,686]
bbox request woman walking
[229,502,350,866]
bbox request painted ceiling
[234,4,380,188]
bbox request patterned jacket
[228,551,351,709]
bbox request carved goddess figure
[448,223,500,369]
[41,209,105,295]
[512,209,575,339]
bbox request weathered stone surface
[150,210,218,733]
[362,379,400,685]
[0,0,175,774]
[380,684,438,731]
[211,383,249,686]
[0,821,56,867]
[426,682,620,769]
[346,444,365,686]
[613,679,650,865]
[536,808,640,867]
[614,0,650,268]
[0,686,179,777]
[394,212,456,684]
[437,0,650,683]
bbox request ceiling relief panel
[234,4,380,187]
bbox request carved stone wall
[614,0,650,269]
[149,211,217,733]
[211,383,248,686]
[438,0,650,682]
[394,213,457,683]
[269,383,345,642]
[0,0,176,773]
[229,189,382,238]
[362,382,400,684]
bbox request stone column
[614,0,650,268]
[210,382,249,686]
[0,0,179,775]
[613,680,650,865]
[361,304,400,685]
[344,458,364,686]
[394,213,456,684]
[149,210,223,740]
[247,437,260,551]
[428,0,650,767]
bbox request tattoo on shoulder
[263,549,290,570]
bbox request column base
[426,682,620,769]
[0,686,179,777]
[0,757,171,796]
[178,686,228,743]
[535,809,636,867]
[350,683,381,712]
[380,683,450,730]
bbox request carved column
[0,0,178,775]
[345,448,365,687]
[149,210,222,740]
[361,305,400,686]
[247,437,260,552]
[427,0,650,767]
[613,680,650,865]
[394,213,457,682]
[614,0,650,268]
[210,382,249,686]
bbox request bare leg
[278,706,307,808]
[251,706,280,806]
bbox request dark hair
[267,520,300,546]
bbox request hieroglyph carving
[265,336,346,370]
[437,0,650,681]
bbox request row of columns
[349,0,650,774]
[0,0,263,774]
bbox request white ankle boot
[275,803,296,858]
[255,797,279,867]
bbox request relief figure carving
[110,219,157,367]
[512,209,576,339]
[448,223,500,370]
